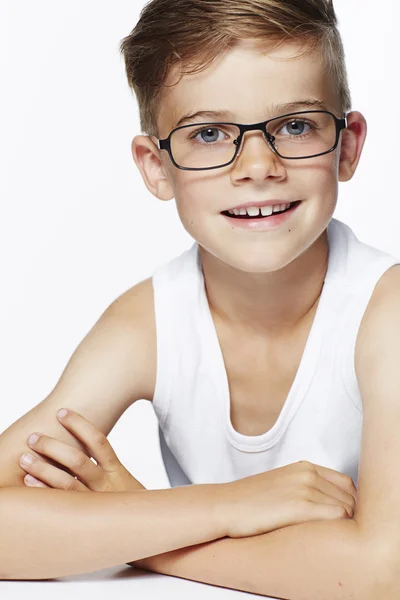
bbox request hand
[19,408,146,492]
[215,460,358,539]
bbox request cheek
[303,159,338,194]
[175,196,204,227]
[174,179,218,222]
[174,188,221,244]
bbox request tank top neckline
[196,220,344,451]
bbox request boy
[1,1,399,598]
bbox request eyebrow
[173,99,330,129]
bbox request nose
[231,130,286,183]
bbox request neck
[199,230,329,340]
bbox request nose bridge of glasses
[236,121,276,154]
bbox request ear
[131,135,175,201]
[338,111,367,182]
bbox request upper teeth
[228,203,292,217]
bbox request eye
[191,127,226,144]
[279,120,312,136]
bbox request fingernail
[25,474,40,485]
[20,453,33,465]
[57,408,68,418]
[28,433,40,445]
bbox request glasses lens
[170,123,240,169]
[169,112,337,169]
[267,111,337,159]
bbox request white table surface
[0,565,281,599]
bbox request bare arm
[0,483,226,580]
[0,279,155,490]
[0,278,227,579]
[133,519,394,600]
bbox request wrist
[208,482,230,539]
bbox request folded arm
[133,518,395,600]
[134,268,400,599]
[0,484,224,580]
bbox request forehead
[160,39,339,133]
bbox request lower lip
[221,201,301,230]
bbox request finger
[27,432,101,488]
[20,452,89,492]
[56,409,122,472]
[24,474,49,488]
[313,472,356,510]
[307,488,354,517]
[314,465,357,503]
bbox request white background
[1,0,399,495]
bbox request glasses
[156,110,348,171]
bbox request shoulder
[111,276,155,319]
[355,264,400,374]
[360,263,400,317]
[110,276,156,402]
[372,263,400,295]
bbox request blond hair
[119,0,351,137]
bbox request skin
[131,38,367,344]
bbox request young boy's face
[133,39,366,275]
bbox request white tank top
[151,219,399,488]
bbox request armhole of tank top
[151,268,173,430]
[339,258,400,413]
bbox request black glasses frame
[157,110,348,171]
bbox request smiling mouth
[221,201,301,219]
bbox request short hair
[119,0,351,138]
